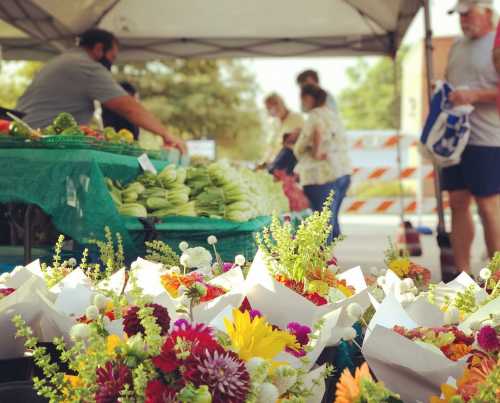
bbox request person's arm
[449,88,497,106]
[311,127,327,160]
[103,96,186,153]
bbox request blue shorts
[441,145,500,197]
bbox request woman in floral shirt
[294,85,352,241]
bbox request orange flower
[445,343,472,361]
[334,362,372,403]
[309,267,337,287]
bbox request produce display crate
[96,141,127,154]
[40,135,96,149]
[125,215,271,262]
[0,136,29,149]
[122,144,145,157]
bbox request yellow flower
[224,309,300,361]
[106,334,124,356]
[388,258,411,278]
[64,374,81,389]
[430,383,459,403]
[337,283,354,298]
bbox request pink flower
[477,325,500,352]
[286,322,311,357]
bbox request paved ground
[335,214,487,282]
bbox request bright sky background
[245,0,500,111]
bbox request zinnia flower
[335,362,372,403]
[95,361,132,403]
[185,349,250,403]
[286,322,311,357]
[224,309,300,361]
[477,325,500,352]
[145,380,177,403]
[123,303,170,337]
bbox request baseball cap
[448,0,494,14]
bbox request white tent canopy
[0,0,421,60]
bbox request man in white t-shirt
[443,0,500,273]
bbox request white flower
[180,254,191,268]
[68,258,77,267]
[93,294,109,311]
[340,327,357,341]
[402,278,415,290]
[347,303,363,320]
[70,323,90,340]
[377,276,386,287]
[246,357,267,374]
[399,293,416,307]
[179,241,189,252]
[85,305,99,321]
[0,272,10,284]
[207,235,218,245]
[444,307,460,325]
[182,247,212,269]
[469,320,482,331]
[234,255,246,267]
[272,365,297,395]
[479,268,492,281]
[257,383,279,403]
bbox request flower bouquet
[246,195,369,329]
[431,322,500,403]
[12,279,329,403]
[362,294,469,402]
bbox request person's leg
[449,190,474,272]
[302,184,325,212]
[329,175,351,240]
[475,194,500,258]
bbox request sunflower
[224,309,300,361]
[334,362,372,403]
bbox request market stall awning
[0,0,421,60]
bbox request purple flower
[249,309,262,319]
[222,262,234,272]
[477,325,500,352]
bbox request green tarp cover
[0,148,169,254]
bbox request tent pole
[423,0,445,233]
[423,0,455,278]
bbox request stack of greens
[107,161,288,221]
[107,165,195,218]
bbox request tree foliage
[338,49,407,130]
[114,60,264,160]
[0,62,43,108]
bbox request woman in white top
[294,85,352,242]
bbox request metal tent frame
[0,0,448,274]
